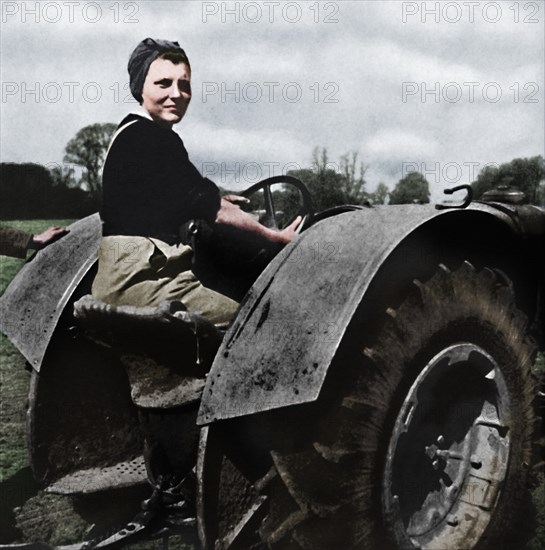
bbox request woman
[90,39,302,492]
[92,38,300,327]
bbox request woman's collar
[129,107,176,131]
[130,107,154,121]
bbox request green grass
[1,221,75,479]
[0,219,74,233]
[1,220,75,480]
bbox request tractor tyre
[199,262,539,550]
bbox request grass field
[0,220,75,480]
[0,219,543,549]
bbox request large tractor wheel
[198,262,539,550]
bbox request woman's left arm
[215,198,302,244]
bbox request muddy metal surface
[0,457,198,550]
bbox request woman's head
[140,55,191,129]
[128,38,190,100]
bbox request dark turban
[128,38,189,103]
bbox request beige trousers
[92,236,238,327]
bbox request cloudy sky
[1,0,543,200]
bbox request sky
[1,0,544,201]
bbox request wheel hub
[382,343,511,550]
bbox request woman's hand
[275,216,303,244]
[216,198,302,244]
[222,194,250,207]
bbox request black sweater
[101,114,220,244]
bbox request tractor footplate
[45,456,148,495]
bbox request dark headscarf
[128,38,190,103]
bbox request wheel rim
[382,343,512,550]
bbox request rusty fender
[198,202,544,424]
[0,214,102,371]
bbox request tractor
[0,177,543,549]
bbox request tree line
[1,123,543,220]
[0,163,98,219]
[1,123,115,219]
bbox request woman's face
[141,58,191,128]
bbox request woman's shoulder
[118,113,156,136]
[111,113,172,151]
[106,114,185,166]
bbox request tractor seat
[73,295,223,408]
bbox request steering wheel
[240,175,314,231]
[192,176,313,301]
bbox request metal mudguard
[197,203,535,425]
[0,214,101,371]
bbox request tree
[338,150,368,205]
[369,182,389,205]
[64,123,116,197]
[471,156,545,205]
[50,164,77,189]
[281,147,369,217]
[389,172,430,204]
